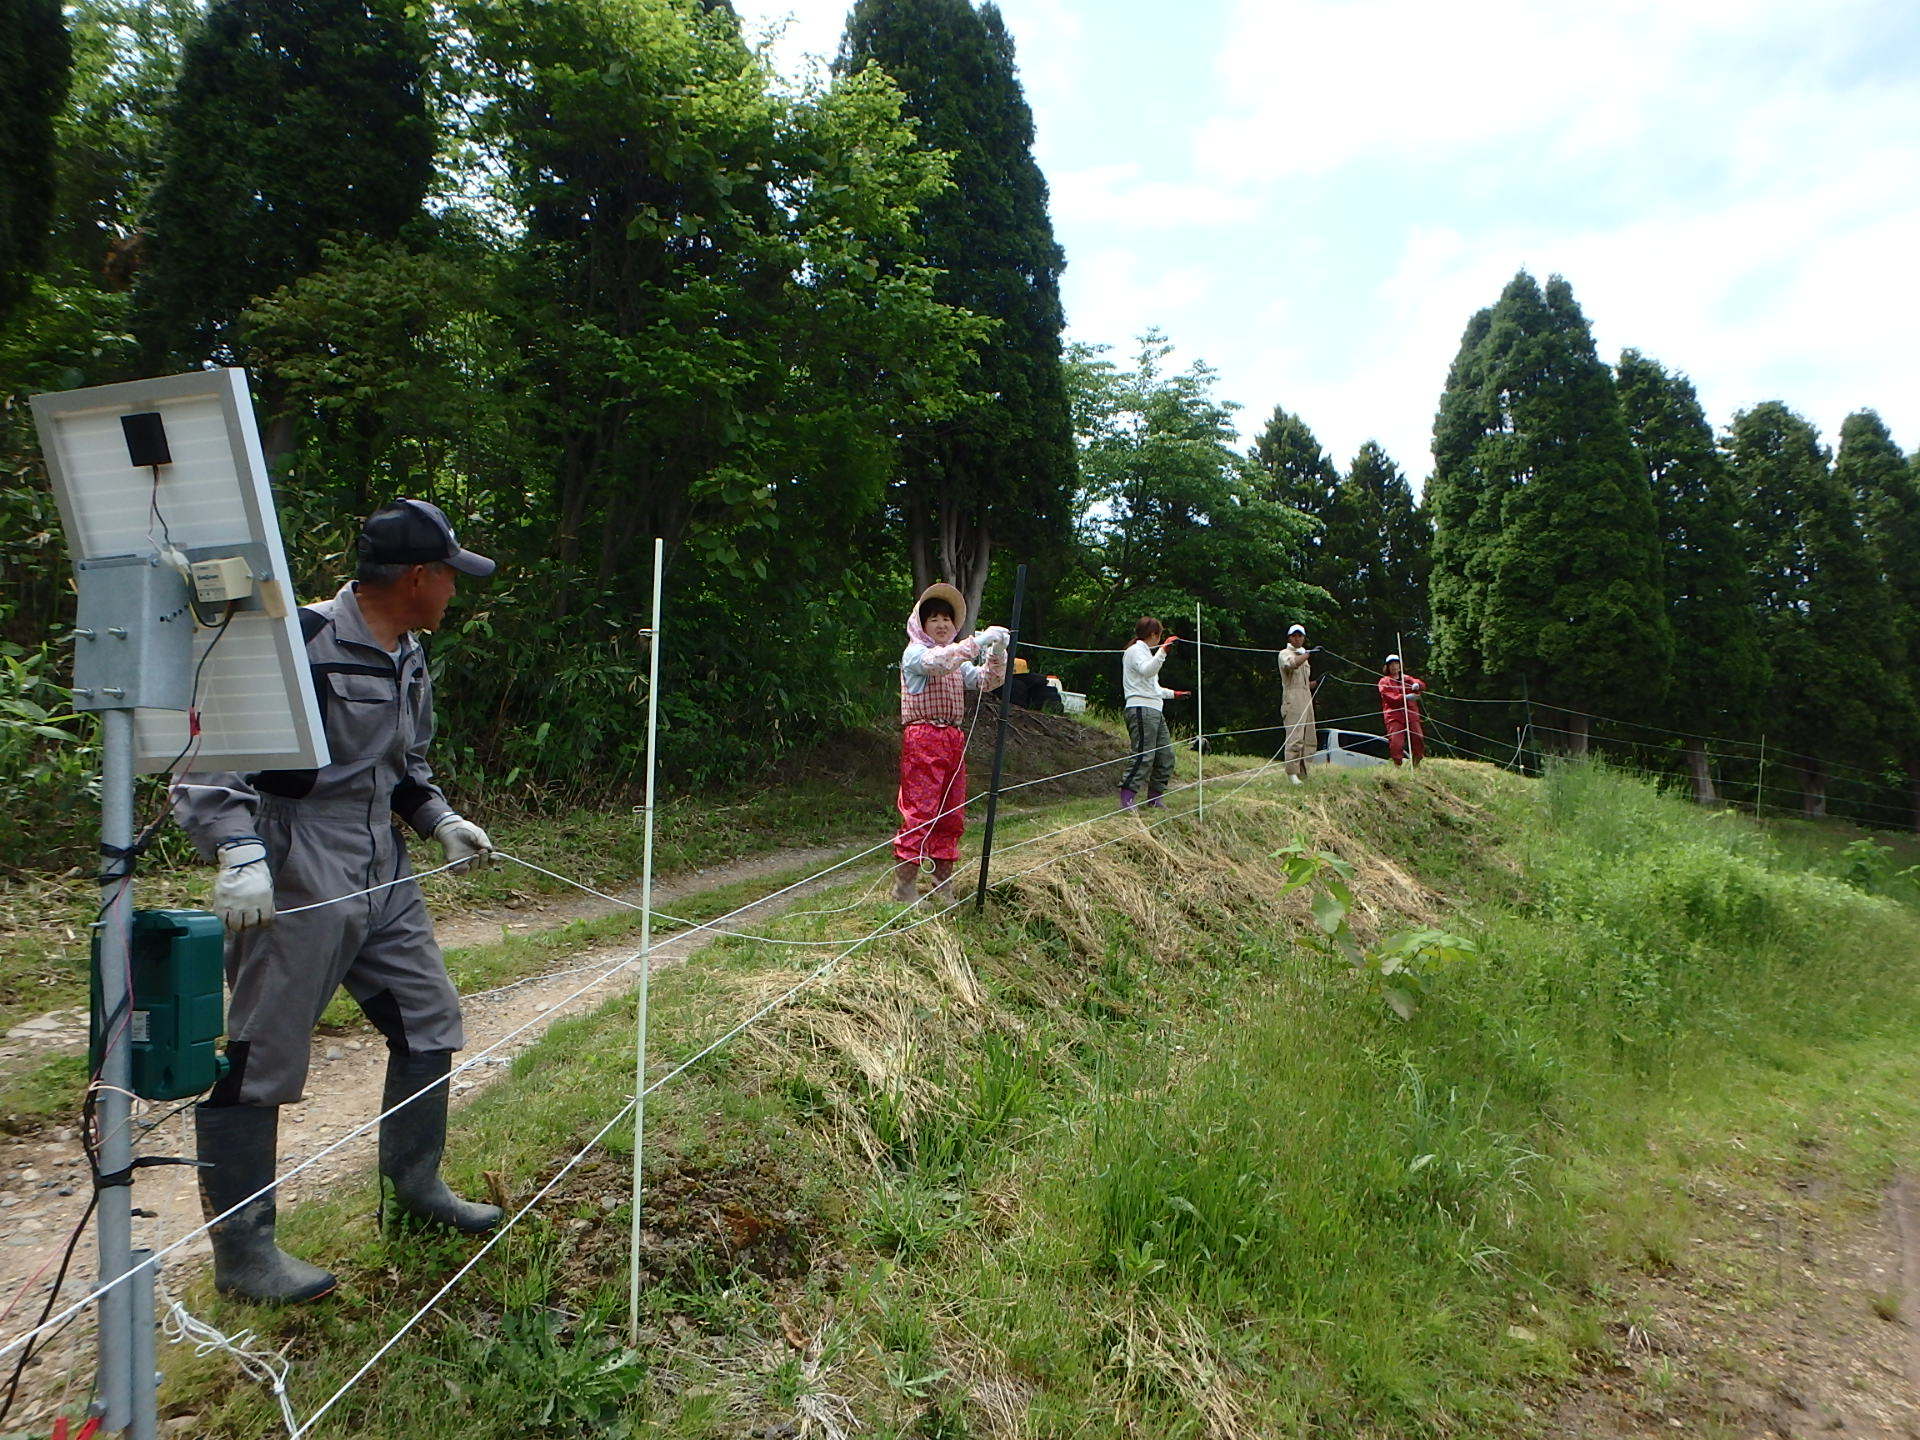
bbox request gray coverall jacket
[1279,643,1316,779]
[172,582,465,1106]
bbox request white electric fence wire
[43,671,1867,1372]
[1425,713,1913,821]
[493,857,848,947]
[275,857,470,916]
[162,1297,299,1438]
[165,761,1281,1430]
[0,734,1231,1362]
[293,774,1255,1434]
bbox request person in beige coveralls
[1278,622,1316,784]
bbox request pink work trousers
[1383,705,1425,765]
[895,722,968,863]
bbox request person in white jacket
[1119,617,1188,808]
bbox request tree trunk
[1799,760,1828,818]
[1685,741,1717,805]
[1908,758,1920,835]
[960,526,992,631]
[1560,710,1589,756]
[908,493,932,595]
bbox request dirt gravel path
[0,840,879,1431]
[1550,1156,1920,1438]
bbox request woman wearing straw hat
[892,582,1009,902]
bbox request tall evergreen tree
[1835,409,1920,828]
[840,0,1076,620]
[130,0,434,366]
[0,0,71,323]
[1615,349,1765,802]
[1248,403,1344,635]
[1728,402,1901,816]
[1322,440,1429,665]
[1250,405,1339,514]
[1427,272,1671,747]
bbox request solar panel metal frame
[31,368,329,774]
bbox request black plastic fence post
[975,563,1027,913]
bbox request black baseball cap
[357,499,495,577]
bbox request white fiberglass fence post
[1194,603,1203,821]
[629,537,664,1345]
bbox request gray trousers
[214,795,464,1107]
[1123,706,1176,793]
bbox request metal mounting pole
[129,1252,156,1440]
[94,705,137,1434]
[1194,603,1204,821]
[974,564,1026,914]
[628,537,664,1346]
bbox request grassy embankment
[156,757,1920,1437]
[0,710,1135,1133]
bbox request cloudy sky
[731,0,1920,485]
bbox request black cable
[112,600,240,893]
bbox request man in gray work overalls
[173,500,503,1302]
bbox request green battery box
[91,909,229,1101]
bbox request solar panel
[31,369,329,774]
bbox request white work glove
[977,625,1011,654]
[211,840,274,933]
[433,814,495,872]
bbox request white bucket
[1058,691,1087,715]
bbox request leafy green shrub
[0,636,95,870]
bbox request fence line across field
[286,779,1220,1435]
[1425,713,1919,824]
[35,582,1910,1429]
[102,753,1268,1433]
[0,709,1274,1366]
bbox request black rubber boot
[379,1049,503,1234]
[195,1104,337,1304]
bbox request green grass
[0,778,886,1035]
[159,757,1920,1438]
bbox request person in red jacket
[1377,653,1425,766]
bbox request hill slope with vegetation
[169,758,1920,1437]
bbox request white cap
[1385,653,1401,664]
[1287,624,1306,636]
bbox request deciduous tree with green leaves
[1427,272,1671,750]
[840,0,1076,621]
[1615,349,1765,803]
[1729,402,1902,817]
[1052,334,1316,738]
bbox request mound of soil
[542,1148,825,1297]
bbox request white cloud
[1050,162,1259,230]
[727,0,1920,479]
[1063,248,1214,349]
[1198,0,1914,185]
